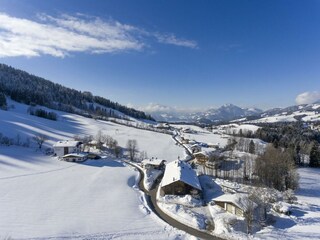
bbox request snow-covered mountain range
[144,103,263,123]
[145,102,320,124]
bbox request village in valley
[1,1,320,239]
[0,73,320,239]
[40,116,318,239]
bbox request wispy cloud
[296,91,320,105]
[155,33,198,49]
[0,13,197,58]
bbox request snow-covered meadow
[0,100,191,239]
[255,167,320,239]
[0,146,191,239]
[0,99,185,161]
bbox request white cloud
[155,33,198,49]
[0,13,197,58]
[296,91,320,105]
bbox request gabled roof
[62,153,87,158]
[53,140,82,148]
[141,159,166,166]
[194,150,212,157]
[161,160,202,191]
[213,193,256,211]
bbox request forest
[0,64,154,121]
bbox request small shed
[213,194,255,217]
[62,153,87,162]
[53,140,82,157]
[141,159,166,170]
[160,160,202,196]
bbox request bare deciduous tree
[126,139,138,161]
[33,134,47,149]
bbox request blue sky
[0,0,320,111]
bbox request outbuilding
[62,153,87,162]
[141,159,166,170]
[160,160,202,196]
[213,193,256,217]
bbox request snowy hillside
[0,146,190,239]
[0,98,185,161]
[255,167,320,239]
[0,99,192,239]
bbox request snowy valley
[1,95,320,239]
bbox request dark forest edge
[0,64,154,121]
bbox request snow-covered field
[0,100,192,239]
[173,124,228,148]
[248,111,320,123]
[256,167,320,239]
[0,146,191,239]
[0,99,184,161]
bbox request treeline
[0,64,154,121]
[0,92,6,110]
[231,122,320,167]
[28,107,57,121]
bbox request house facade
[53,140,82,157]
[194,151,210,164]
[213,194,255,217]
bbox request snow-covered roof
[141,159,166,166]
[213,193,255,211]
[190,144,201,148]
[53,140,82,148]
[62,153,87,158]
[161,160,202,191]
[194,150,213,157]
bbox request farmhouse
[53,140,82,157]
[213,193,255,217]
[141,159,166,170]
[193,151,210,164]
[160,160,202,196]
[62,153,87,162]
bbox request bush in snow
[272,202,291,215]
[283,189,297,204]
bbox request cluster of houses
[54,136,254,218]
[141,156,253,218]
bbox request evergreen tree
[249,140,255,154]
[0,92,7,110]
[310,142,320,167]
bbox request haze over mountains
[143,102,320,124]
[143,103,263,123]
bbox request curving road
[125,127,223,239]
[131,164,222,240]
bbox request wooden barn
[213,194,256,217]
[160,160,202,196]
